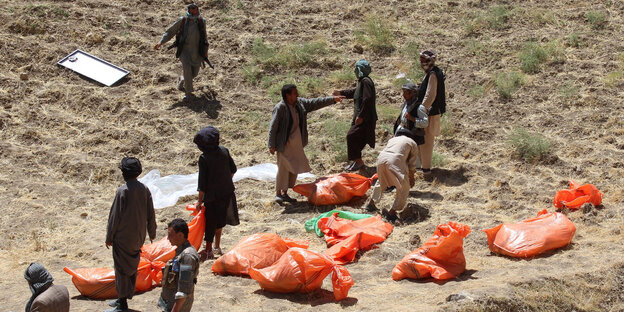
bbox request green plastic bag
[305,210,373,237]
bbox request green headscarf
[354,59,371,79]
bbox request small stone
[353,44,364,54]
[80,212,88,218]
[20,73,28,80]
[60,253,67,258]
[581,203,593,214]
[409,234,421,247]
[463,151,470,158]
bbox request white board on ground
[139,163,316,209]
[57,49,129,86]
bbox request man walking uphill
[155,4,210,100]
[105,157,157,312]
[334,60,377,171]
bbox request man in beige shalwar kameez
[268,84,344,203]
[367,133,421,221]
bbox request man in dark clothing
[24,263,70,312]
[193,126,239,261]
[393,82,429,147]
[334,59,377,171]
[105,157,157,312]
[154,4,209,100]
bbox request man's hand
[105,242,112,249]
[332,90,341,96]
[355,117,364,126]
[269,147,276,155]
[403,112,415,121]
[333,95,345,103]
[154,42,162,50]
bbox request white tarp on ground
[139,163,316,209]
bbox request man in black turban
[105,157,157,312]
[24,263,70,312]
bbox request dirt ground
[1,0,623,311]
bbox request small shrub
[432,152,448,167]
[356,16,395,55]
[495,71,524,99]
[329,66,356,85]
[585,10,607,29]
[241,65,263,85]
[567,33,581,48]
[545,40,566,64]
[464,38,486,57]
[507,128,552,162]
[401,40,421,61]
[251,37,277,64]
[487,5,512,30]
[468,84,485,98]
[519,42,548,73]
[251,38,328,70]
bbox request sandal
[199,249,214,262]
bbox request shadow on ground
[169,90,221,119]
[253,289,358,307]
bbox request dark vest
[170,17,209,62]
[418,66,446,116]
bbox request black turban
[194,126,220,153]
[118,157,142,175]
[24,263,54,312]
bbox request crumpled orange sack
[248,247,354,301]
[64,204,205,299]
[483,209,576,258]
[392,222,471,281]
[553,180,603,209]
[211,233,309,276]
[318,213,393,264]
[293,173,378,205]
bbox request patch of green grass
[28,4,69,18]
[251,37,328,70]
[463,38,486,57]
[263,74,328,102]
[602,53,624,87]
[544,40,566,64]
[487,5,512,30]
[329,66,355,85]
[567,33,581,48]
[440,113,456,137]
[323,118,350,162]
[468,84,486,98]
[519,42,548,74]
[401,40,421,61]
[494,71,524,100]
[507,128,552,162]
[241,64,263,85]
[432,152,448,167]
[377,104,400,123]
[585,10,607,29]
[356,16,395,55]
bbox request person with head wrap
[154,4,210,100]
[24,263,70,312]
[268,84,345,204]
[193,126,239,261]
[105,157,157,312]
[333,59,378,171]
[365,130,421,223]
[416,50,446,178]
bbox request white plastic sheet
[139,163,316,209]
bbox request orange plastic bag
[293,173,378,205]
[63,258,154,299]
[64,204,205,299]
[319,213,393,264]
[483,209,576,258]
[211,233,309,276]
[392,222,471,281]
[553,180,603,209]
[248,247,354,301]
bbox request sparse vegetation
[487,5,512,30]
[432,152,448,167]
[377,104,400,123]
[468,84,486,98]
[328,66,355,85]
[602,53,624,87]
[464,5,512,35]
[356,15,395,55]
[567,33,581,48]
[440,113,456,137]
[585,10,608,29]
[559,81,579,104]
[250,37,328,70]
[507,127,552,162]
[494,71,524,99]
[322,118,350,162]
[519,42,548,74]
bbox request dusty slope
[0,0,623,311]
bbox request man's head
[281,84,298,105]
[187,4,199,16]
[118,157,142,181]
[167,218,189,247]
[402,82,418,101]
[419,50,436,72]
[24,263,54,295]
[194,126,220,153]
[354,59,371,79]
